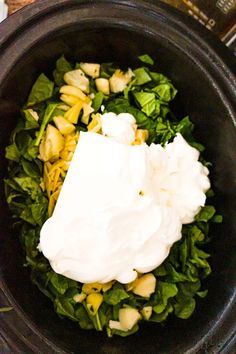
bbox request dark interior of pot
[0,15,236,354]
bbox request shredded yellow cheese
[43,132,79,216]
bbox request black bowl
[0,1,236,353]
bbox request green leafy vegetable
[104,283,129,305]
[111,324,139,337]
[150,303,173,323]
[133,91,156,116]
[54,297,78,321]
[75,306,94,329]
[21,159,42,178]
[5,143,21,162]
[100,62,116,79]
[197,289,208,298]
[14,176,41,200]
[174,297,196,319]
[133,67,152,85]
[27,74,54,107]
[53,55,73,87]
[138,54,154,65]
[152,83,177,102]
[4,54,221,338]
[35,102,58,145]
[195,205,216,222]
[92,91,104,112]
[212,214,223,223]
[22,109,39,130]
[151,282,178,314]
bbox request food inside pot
[4,54,222,337]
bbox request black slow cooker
[0,1,235,353]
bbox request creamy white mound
[39,113,210,284]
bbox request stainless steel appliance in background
[162,0,236,52]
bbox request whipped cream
[39,112,210,284]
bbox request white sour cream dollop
[39,112,210,284]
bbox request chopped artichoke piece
[73,292,87,303]
[102,281,114,293]
[125,280,135,292]
[119,308,141,331]
[109,68,133,93]
[27,108,39,121]
[59,150,74,161]
[39,124,64,162]
[87,113,102,133]
[60,85,90,103]
[81,102,94,125]
[64,100,84,124]
[60,94,81,107]
[53,116,75,135]
[64,69,90,93]
[132,273,156,298]
[82,282,103,294]
[141,306,152,320]
[80,62,100,78]
[133,129,149,145]
[63,132,79,151]
[109,320,124,331]
[95,78,110,95]
[86,293,103,315]
[57,103,70,111]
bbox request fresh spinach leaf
[152,83,177,102]
[53,55,72,87]
[133,67,152,85]
[27,74,54,107]
[92,91,104,112]
[54,297,77,321]
[164,263,188,283]
[211,214,223,223]
[138,54,154,65]
[111,324,139,337]
[98,302,112,328]
[197,289,208,298]
[149,71,170,84]
[13,176,41,200]
[21,159,41,178]
[75,305,94,329]
[174,296,196,319]
[104,283,129,305]
[31,269,54,300]
[152,281,178,314]
[195,206,216,222]
[150,303,173,323]
[133,91,156,116]
[35,102,58,146]
[5,143,21,162]
[100,63,116,79]
[31,196,48,225]
[50,273,71,295]
[23,109,39,130]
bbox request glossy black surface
[0,1,235,353]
